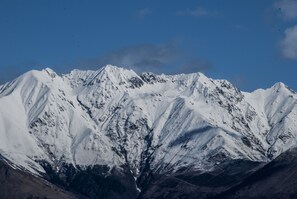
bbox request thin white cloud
[176,7,217,17]
[75,43,213,74]
[76,43,181,73]
[281,25,297,59]
[177,59,213,74]
[137,8,152,18]
[274,0,297,21]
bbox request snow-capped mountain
[0,65,296,198]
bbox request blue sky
[0,0,297,91]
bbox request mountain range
[0,65,296,199]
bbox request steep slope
[0,157,79,199]
[139,159,263,199]
[0,65,296,198]
[244,83,297,158]
[215,147,297,199]
[0,68,122,174]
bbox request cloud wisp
[137,8,152,18]
[274,0,297,21]
[176,7,217,17]
[280,25,297,59]
[177,59,213,74]
[76,43,212,74]
[273,1,297,60]
[77,43,180,73]
[0,43,213,83]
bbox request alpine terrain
[0,65,296,199]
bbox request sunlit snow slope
[0,65,296,176]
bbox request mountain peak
[270,82,296,95]
[101,64,121,70]
[42,67,57,78]
[86,65,139,85]
[272,82,286,89]
[98,64,136,75]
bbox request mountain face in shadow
[0,159,78,199]
[0,66,296,198]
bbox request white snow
[0,65,296,176]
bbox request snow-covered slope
[0,65,296,177]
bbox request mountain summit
[0,65,296,198]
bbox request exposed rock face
[0,65,296,198]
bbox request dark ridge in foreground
[214,148,297,199]
[40,162,138,199]
[0,159,78,199]
[3,148,297,198]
